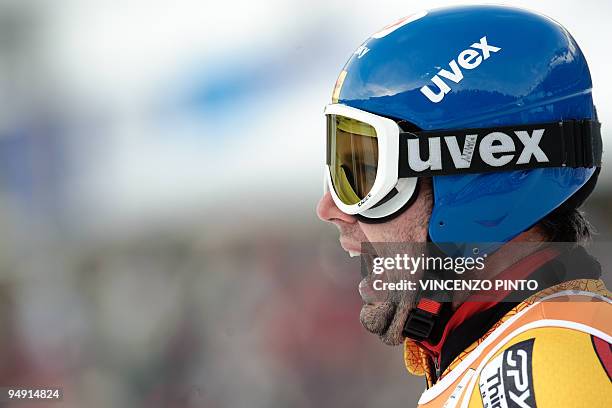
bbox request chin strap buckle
[403,298,442,341]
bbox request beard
[357,246,425,346]
[359,297,414,346]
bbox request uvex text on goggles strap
[398,119,602,178]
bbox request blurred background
[0,0,610,407]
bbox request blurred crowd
[0,215,428,407]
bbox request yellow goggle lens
[327,115,378,205]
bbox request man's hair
[536,169,600,243]
[538,207,594,243]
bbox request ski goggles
[324,103,602,216]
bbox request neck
[450,227,549,309]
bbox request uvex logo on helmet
[420,36,501,103]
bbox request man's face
[316,179,433,345]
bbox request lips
[339,238,363,256]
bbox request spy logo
[421,36,501,103]
[505,348,532,407]
[479,339,536,408]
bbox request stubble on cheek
[360,188,432,243]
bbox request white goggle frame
[324,104,417,219]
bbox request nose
[316,192,358,225]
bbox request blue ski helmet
[332,5,600,249]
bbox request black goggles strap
[398,120,602,178]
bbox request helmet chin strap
[356,178,421,224]
[402,237,453,342]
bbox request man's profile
[317,5,611,407]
